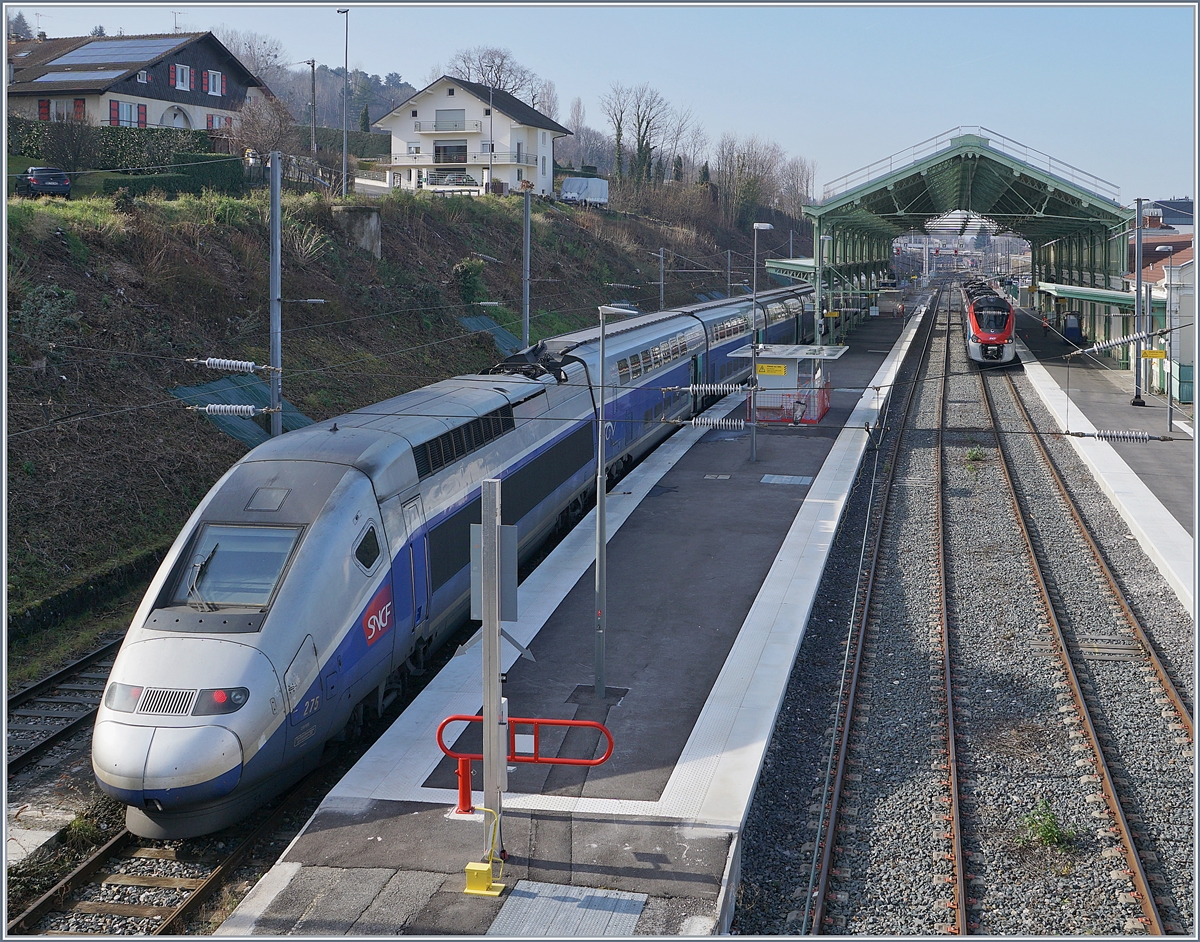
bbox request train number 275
[302,695,320,717]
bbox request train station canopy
[804,127,1132,242]
[1035,281,1164,312]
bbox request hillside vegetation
[6,185,767,634]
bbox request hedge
[102,173,194,197]
[7,115,215,171]
[172,151,243,193]
[313,126,391,158]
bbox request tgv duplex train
[93,285,812,837]
[962,278,1016,364]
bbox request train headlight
[104,683,143,713]
[1005,338,1013,344]
[971,334,983,344]
[192,687,250,715]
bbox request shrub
[102,174,193,197]
[10,284,78,350]
[171,152,243,194]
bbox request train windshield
[171,525,301,609]
[975,305,1010,332]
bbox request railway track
[6,769,324,935]
[978,364,1192,934]
[6,640,122,777]
[798,286,948,933]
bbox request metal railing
[413,119,482,132]
[377,152,537,167]
[820,126,1121,206]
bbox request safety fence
[749,381,832,426]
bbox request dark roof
[387,75,571,136]
[7,31,264,96]
[1151,199,1193,226]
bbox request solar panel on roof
[48,37,181,65]
[35,70,126,82]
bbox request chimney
[36,31,46,42]
[1145,207,1163,229]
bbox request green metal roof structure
[768,128,1136,322]
[1035,281,1164,313]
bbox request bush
[171,152,243,194]
[312,126,391,158]
[102,174,193,197]
[7,116,215,172]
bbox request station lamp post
[817,233,832,344]
[1156,244,1176,431]
[338,9,349,198]
[750,222,773,462]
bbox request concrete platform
[1011,307,1193,610]
[217,310,924,937]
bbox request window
[541,131,546,144]
[50,99,72,121]
[618,359,631,385]
[175,63,191,89]
[651,346,662,368]
[407,143,420,154]
[407,168,413,181]
[679,336,688,354]
[206,69,222,95]
[118,100,135,127]
[516,168,523,181]
[137,70,148,83]
[669,337,680,359]
[433,139,467,163]
[447,87,455,96]
[640,351,652,373]
[629,355,642,379]
[169,525,301,608]
[411,109,418,117]
[354,526,381,571]
[515,141,522,160]
[541,155,546,175]
[484,107,491,116]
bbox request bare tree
[534,78,559,121]
[682,123,709,185]
[447,46,537,100]
[210,25,290,90]
[227,94,300,156]
[777,154,816,221]
[424,62,442,86]
[40,117,96,173]
[600,82,631,182]
[714,132,784,227]
[629,83,670,187]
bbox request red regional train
[962,279,1016,364]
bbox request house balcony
[380,152,537,168]
[412,119,483,133]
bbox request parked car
[437,171,478,187]
[15,167,71,198]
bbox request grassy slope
[6,186,748,630]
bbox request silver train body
[93,285,811,837]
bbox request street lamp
[1156,244,1176,431]
[817,233,833,344]
[750,222,773,462]
[595,305,629,699]
[338,9,348,198]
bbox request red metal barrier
[749,381,832,426]
[437,715,615,814]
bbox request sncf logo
[362,584,394,647]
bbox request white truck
[559,177,609,206]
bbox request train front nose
[93,721,242,810]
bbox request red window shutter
[189,68,195,91]
[169,63,176,87]
[110,99,120,126]
[221,74,226,95]
[225,116,232,128]
[74,99,85,120]
[38,99,50,121]
[138,104,147,128]
[207,114,213,130]
[202,70,208,93]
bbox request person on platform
[1042,314,1049,337]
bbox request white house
[370,75,570,196]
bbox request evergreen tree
[8,11,32,40]
[359,103,371,133]
[698,161,710,185]
[89,24,106,36]
[672,155,683,183]
[384,72,404,88]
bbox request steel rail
[935,289,968,933]
[805,287,943,934]
[6,770,324,935]
[1003,373,1193,742]
[6,708,103,777]
[7,640,122,707]
[978,370,1165,935]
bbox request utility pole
[659,247,665,311]
[522,185,531,347]
[1132,197,1145,406]
[269,151,282,437]
[305,59,317,155]
[789,229,793,258]
[338,9,349,198]
[727,249,731,299]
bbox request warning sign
[1141,349,1166,359]
[757,363,787,375]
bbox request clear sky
[8,2,1197,203]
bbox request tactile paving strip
[486,881,646,936]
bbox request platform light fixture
[750,223,773,462]
[1155,244,1177,431]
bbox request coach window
[679,335,688,354]
[618,359,631,384]
[669,337,680,359]
[640,351,653,373]
[629,355,642,379]
[651,346,662,368]
[354,524,381,573]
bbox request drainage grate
[137,687,197,716]
[703,473,731,480]
[488,881,646,936]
